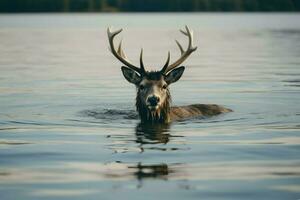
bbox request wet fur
[136,87,171,123]
[136,71,232,123]
[170,104,232,121]
[137,97,231,123]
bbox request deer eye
[162,84,168,89]
[139,85,145,90]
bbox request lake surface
[0,13,300,200]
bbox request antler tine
[107,27,143,74]
[180,28,188,36]
[161,25,197,74]
[184,26,196,52]
[160,51,170,73]
[117,40,127,58]
[139,48,146,73]
[175,40,184,55]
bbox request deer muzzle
[146,95,160,110]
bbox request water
[0,13,300,200]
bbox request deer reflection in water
[105,123,183,185]
[134,122,187,152]
[135,122,171,145]
[105,161,177,188]
[132,123,181,185]
[129,163,172,181]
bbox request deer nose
[147,96,160,106]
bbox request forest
[0,0,299,12]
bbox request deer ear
[165,66,185,84]
[121,66,142,85]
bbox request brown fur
[136,86,171,123]
[170,104,232,121]
[134,71,232,123]
[137,100,232,123]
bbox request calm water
[0,13,300,200]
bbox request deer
[107,26,232,124]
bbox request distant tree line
[0,0,299,12]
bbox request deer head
[107,26,197,123]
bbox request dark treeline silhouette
[0,0,299,13]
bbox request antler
[107,27,145,75]
[161,26,197,74]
